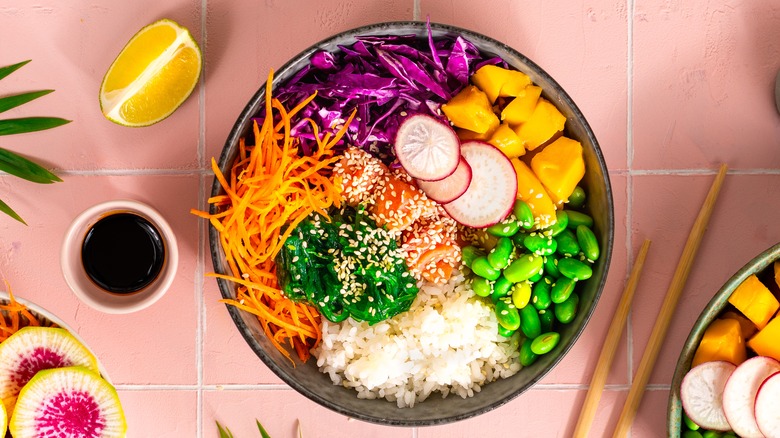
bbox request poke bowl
[669,242,780,437]
[206,21,614,425]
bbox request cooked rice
[311,270,522,408]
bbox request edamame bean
[503,254,543,283]
[532,280,552,310]
[538,309,555,332]
[558,257,593,281]
[554,293,579,324]
[555,229,581,257]
[523,234,557,256]
[701,431,722,438]
[544,255,561,278]
[519,338,538,366]
[492,275,512,300]
[495,298,520,331]
[530,332,560,355]
[461,245,485,268]
[511,282,532,308]
[519,304,542,339]
[487,219,520,237]
[576,225,600,261]
[487,237,513,270]
[513,199,535,230]
[528,270,543,283]
[566,210,594,229]
[682,432,703,438]
[567,186,586,208]
[551,277,577,304]
[471,256,501,281]
[472,276,493,297]
[497,324,516,338]
[682,413,699,431]
[548,210,569,236]
[511,231,529,247]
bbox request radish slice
[755,371,780,438]
[723,356,780,437]
[681,361,736,431]
[394,114,460,181]
[442,141,517,228]
[415,158,472,203]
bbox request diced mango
[455,125,497,142]
[498,71,532,98]
[748,315,780,361]
[471,65,531,103]
[514,98,566,151]
[488,123,525,158]
[692,318,746,367]
[721,310,758,340]
[728,274,780,330]
[501,85,542,125]
[530,137,585,205]
[510,159,557,228]
[442,86,499,134]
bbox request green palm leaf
[256,420,271,438]
[0,90,54,114]
[0,117,71,136]
[0,148,61,183]
[0,198,26,224]
[0,60,30,81]
[216,421,235,438]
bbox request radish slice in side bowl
[681,361,736,431]
[755,371,780,438]
[394,114,460,181]
[723,356,780,438]
[415,157,472,203]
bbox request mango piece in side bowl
[690,318,746,368]
[747,315,780,361]
[727,274,779,330]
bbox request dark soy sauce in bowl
[81,213,165,294]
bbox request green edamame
[519,304,542,339]
[472,276,493,297]
[519,338,538,366]
[682,413,700,431]
[554,293,579,324]
[558,257,593,281]
[491,275,512,300]
[503,254,543,283]
[538,309,555,332]
[566,210,594,229]
[523,234,557,256]
[461,245,485,268]
[487,219,520,237]
[576,225,600,261]
[701,431,722,438]
[495,298,520,331]
[547,210,569,236]
[530,332,560,355]
[531,280,552,310]
[568,186,586,208]
[471,256,501,281]
[511,282,532,308]
[497,324,516,338]
[682,432,703,438]
[528,270,543,283]
[555,229,581,257]
[487,237,513,270]
[543,255,561,278]
[513,199,535,230]
[551,277,577,304]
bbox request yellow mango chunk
[510,159,557,228]
[471,65,532,103]
[442,86,499,134]
[514,99,566,151]
[501,85,542,125]
[488,123,525,158]
[721,310,758,340]
[728,274,780,330]
[498,71,532,98]
[692,318,746,367]
[530,137,585,205]
[748,315,780,361]
[456,125,497,142]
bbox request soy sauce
[81,213,165,294]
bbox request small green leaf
[256,419,272,438]
[0,148,61,184]
[0,198,26,224]
[0,90,54,114]
[0,117,71,136]
[215,421,234,438]
[0,60,31,82]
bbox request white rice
[311,271,522,408]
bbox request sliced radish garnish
[394,114,460,181]
[415,157,472,203]
[442,141,517,228]
[681,361,736,431]
[723,356,780,437]
[755,371,780,438]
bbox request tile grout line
[197,1,208,437]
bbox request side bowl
[210,21,614,426]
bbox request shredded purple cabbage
[266,24,492,161]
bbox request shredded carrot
[0,281,53,343]
[192,70,351,364]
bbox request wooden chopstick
[572,238,652,438]
[611,163,728,437]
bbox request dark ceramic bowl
[209,21,614,426]
[668,242,780,436]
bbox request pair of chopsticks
[573,163,728,438]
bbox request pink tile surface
[2,1,780,437]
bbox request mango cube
[728,274,779,330]
[442,86,499,134]
[456,127,494,142]
[748,315,780,361]
[692,318,746,367]
[501,85,542,125]
[530,137,585,205]
[513,99,566,151]
[510,159,557,229]
[721,310,758,340]
[471,65,531,103]
[488,123,525,158]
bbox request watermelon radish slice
[394,114,460,181]
[755,371,780,438]
[442,141,517,228]
[722,356,780,437]
[0,327,99,400]
[415,157,472,203]
[681,361,736,431]
[9,366,126,438]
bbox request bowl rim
[208,20,614,425]
[667,241,780,436]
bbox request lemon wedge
[99,19,202,127]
